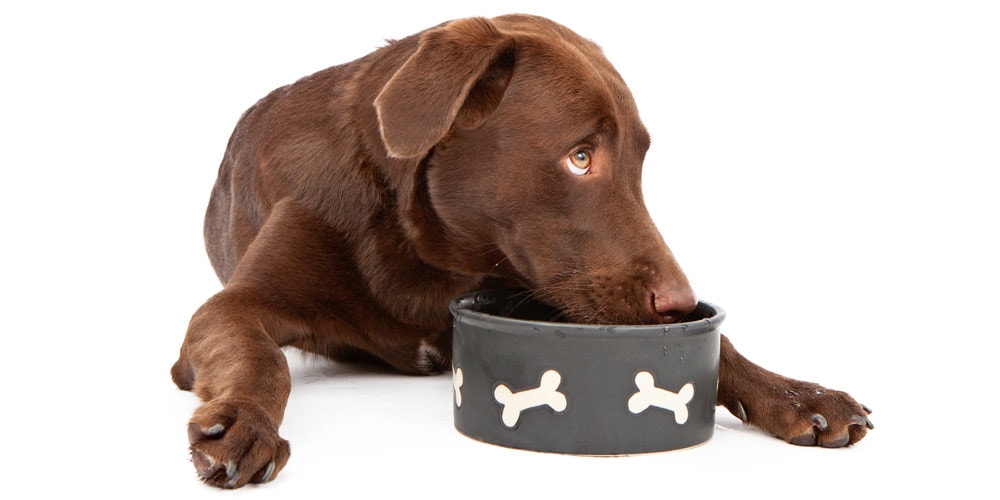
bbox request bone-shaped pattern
[453,367,464,408]
[493,369,567,427]
[627,371,694,424]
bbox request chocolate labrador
[171,14,873,488]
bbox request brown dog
[171,14,873,488]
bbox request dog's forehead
[493,16,645,138]
[503,19,623,93]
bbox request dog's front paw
[726,379,874,448]
[186,398,291,488]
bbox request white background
[2,1,997,497]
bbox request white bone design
[627,371,694,424]
[453,367,464,408]
[494,369,567,428]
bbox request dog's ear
[375,17,515,159]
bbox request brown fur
[172,14,871,488]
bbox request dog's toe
[789,432,817,446]
[820,434,852,448]
[191,448,220,479]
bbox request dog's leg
[171,292,293,488]
[717,335,873,447]
[171,200,346,488]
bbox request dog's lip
[660,310,701,325]
[658,313,685,325]
[450,289,724,334]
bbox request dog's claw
[259,461,276,483]
[225,460,240,489]
[810,413,828,431]
[734,400,748,422]
[862,404,873,415]
[851,415,875,430]
[188,422,226,444]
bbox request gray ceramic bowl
[449,288,724,455]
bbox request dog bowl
[449,288,723,455]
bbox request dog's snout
[651,284,697,323]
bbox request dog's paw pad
[191,448,219,478]
[789,432,817,446]
[820,435,851,448]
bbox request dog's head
[375,14,695,324]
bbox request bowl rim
[449,288,725,339]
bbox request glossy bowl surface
[450,288,724,455]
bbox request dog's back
[203,45,402,283]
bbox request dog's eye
[566,150,591,176]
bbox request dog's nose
[652,285,697,323]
